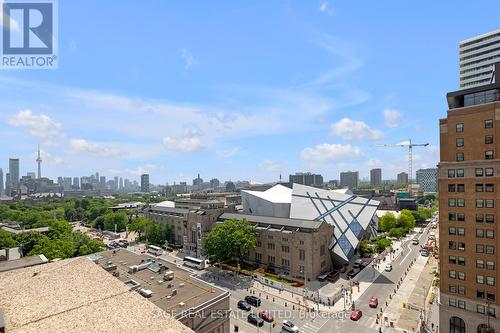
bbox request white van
[138,288,153,298]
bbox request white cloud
[34,149,65,166]
[216,147,241,158]
[163,136,206,153]
[70,139,122,157]
[260,160,282,173]
[8,110,63,139]
[181,49,198,70]
[319,2,334,15]
[367,158,383,167]
[301,143,362,162]
[383,108,403,128]
[331,118,384,141]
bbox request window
[457,213,465,221]
[267,256,275,264]
[458,272,466,280]
[448,169,456,178]
[456,123,464,132]
[449,184,456,192]
[485,135,494,144]
[456,138,464,147]
[487,293,495,301]
[476,229,484,238]
[281,245,290,253]
[449,212,457,221]
[476,199,484,208]
[456,152,464,161]
[449,270,456,279]
[458,242,466,251]
[268,235,274,240]
[449,199,456,207]
[477,260,485,269]
[449,227,456,235]
[255,252,262,261]
[486,168,494,176]
[476,184,484,192]
[299,240,304,245]
[486,245,495,255]
[281,258,290,267]
[320,244,325,256]
[487,261,495,270]
[256,240,262,247]
[487,277,495,286]
[282,237,288,242]
[477,275,484,284]
[457,184,465,192]
[457,199,465,207]
[476,244,484,253]
[449,299,457,307]
[486,199,494,208]
[485,151,494,160]
[449,285,457,293]
[449,256,457,264]
[478,305,486,314]
[485,119,494,128]
[477,290,485,298]
[486,214,495,223]
[267,243,275,250]
[476,214,484,223]
[486,230,494,239]
[299,249,305,260]
[486,184,494,192]
[476,168,484,177]
[458,300,466,309]
[458,228,465,236]
[457,169,464,177]
[449,241,457,250]
[449,316,465,333]
[458,286,465,295]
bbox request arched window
[450,316,465,333]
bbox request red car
[258,310,274,322]
[350,309,363,321]
[369,296,378,308]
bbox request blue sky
[0,1,499,185]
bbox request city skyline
[0,2,498,184]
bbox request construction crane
[376,139,429,197]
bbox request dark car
[347,269,360,279]
[248,313,264,327]
[245,295,261,307]
[237,300,251,311]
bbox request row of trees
[0,220,103,260]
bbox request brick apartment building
[438,63,500,333]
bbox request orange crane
[376,139,429,197]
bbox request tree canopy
[379,212,397,232]
[204,219,256,262]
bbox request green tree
[397,210,416,231]
[379,212,397,232]
[14,231,49,255]
[145,222,171,246]
[389,227,405,238]
[204,219,256,262]
[0,230,18,249]
[375,238,392,252]
[129,217,149,239]
[103,211,127,232]
[48,220,73,239]
[64,207,77,221]
[28,238,75,260]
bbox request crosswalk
[300,322,323,333]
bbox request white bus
[147,245,163,256]
[183,256,205,270]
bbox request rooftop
[0,254,48,273]
[219,212,323,230]
[242,184,292,203]
[0,256,192,333]
[95,250,227,317]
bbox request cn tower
[36,144,42,179]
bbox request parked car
[412,238,419,245]
[282,320,299,333]
[247,313,264,327]
[353,259,364,269]
[421,250,429,257]
[347,269,360,279]
[258,310,274,322]
[350,309,363,321]
[368,296,378,308]
[385,263,392,272]
[428,235,436,241]
[244,295,261,307]
[237,300,251,311]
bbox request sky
[0,1,499,185]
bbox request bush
[389,227,405,238]
[375,238,392,252]
[379,212,397,232]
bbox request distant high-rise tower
[0,168,3,195]
[459,29,500,89]
[370,168,382,186]
[9,158,19,190]
[141,174,149,192]
[5,173,11,195]
[36,144,42,179]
